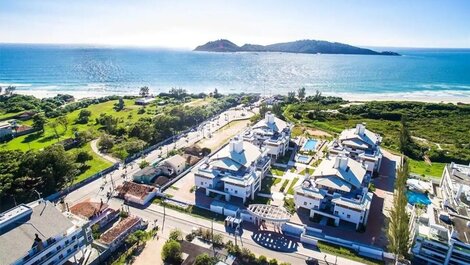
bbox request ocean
[1,44,469,101]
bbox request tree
[161,239,182,264]
[75,150,92,164]
[168,228,183,241]
[57,116,69,132]
[194,253,217,265]
[269,258,279,265]
[287,91,296,103]
[77,109,91,124]
[114,97,125,111]
[139,86,150,97]
[387,158,410,263]
[399,116,411,155]
[213,88,220,98]
[298,87,306,101]
[0,86,2,94]
[32,113,47,132]
[5,86,16,95]
[49,121,60,140]
[139,160,150,169]
[272,103,283,117]
[98,134,114,151]
[258,255,268,265]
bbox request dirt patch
[306,129,331,137]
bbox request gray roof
[252,115,289,133]
[0,201,75,265]
[161,154,186,169]
[133,166,159,178]
[312,157,367,192]
[339,126,380,148]
[210,141,261,171]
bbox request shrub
[185,233,195,242]
[169,228,183,241]
[161,240,182,264]
[194,253,217,265]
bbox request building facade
[0,200,92,265]
[294,155,373,229]
[195,136,271,203]
[328,123,382,173]
[243,112,291,160]
[410,162,470,265]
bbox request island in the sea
[194,39,400,56]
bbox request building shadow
[251,231,298,252]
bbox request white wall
[195,175,214,189]
[294,193,321,210]
[224,183,250,199]
[333,204,364,225]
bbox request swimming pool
[406,190,431,205]
[297,155,312,164]
[303,139,318,151]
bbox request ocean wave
[0,83,32,87]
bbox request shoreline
[14,89,470,104]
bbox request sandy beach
[14,88,470,104]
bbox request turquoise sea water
[1,44,469,99]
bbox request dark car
[305,257,319,265]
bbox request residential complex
[328,123,382,173]
[243,112,292,160]
[410,162,470,265]
[0,200,91,265]
[294,155,373,229]
[195,135,271,203]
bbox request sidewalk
[90,139,120,164]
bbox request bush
[185,233,195,242]
[194,253,217,265]
[258,255,268,265]
[169,228,183,241]
[269,258,279,265]
[161,239,182,264]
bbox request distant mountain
[194,39,400,56]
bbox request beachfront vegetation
[0,90,259,208]
[284,91,470,176]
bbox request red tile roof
[70,201,108,219]
[116,181,155,200]
[99,216,141,244]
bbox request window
[235,190,238,194]
[304,202,307,206]
[347,214,351,219]
[225,188,228,191]
[200,181,204,185]
[334,211,338,215]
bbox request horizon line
[1,41,469,50]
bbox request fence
[45,163,120,202]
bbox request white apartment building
[410,162,470,265]
[0,200,92,265]
[243,112,291,160]
[294,155,373,230]
[328,123,383,173]
[195,136,271,203]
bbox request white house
[159,154,186,176]
[328,123,382,173]
[195,136,271,203]
[0,121,13,138]
[0,200,92,265]
[135,97,156,105]
[243,112,292,160]
[294,155,373,230]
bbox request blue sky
[0,0,469,48]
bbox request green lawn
[260,176,282,193]
[316,241,383,265]
[279,179,289,192]
[287,177,299,195]
[1,99,156,151]
[409,158,445,179]
[270,167,286,176]
[74,143,113,182]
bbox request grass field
[74,143,113,182]
[287,177,299,195]
[1,99,157,151]
[408,159,446,179]
[184,97,215,107]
